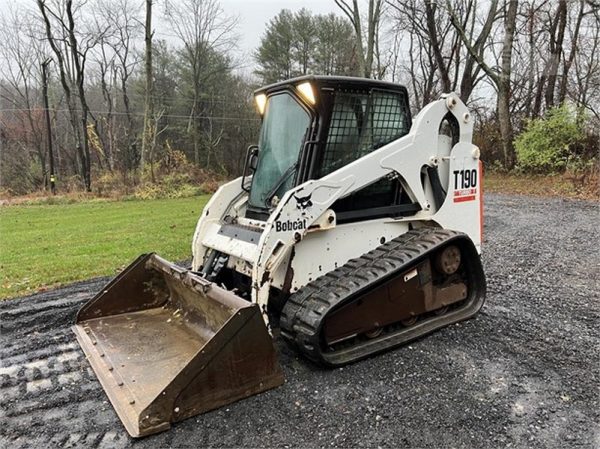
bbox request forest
[0,0,598,197]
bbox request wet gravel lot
[1,193,598,448]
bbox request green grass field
[0,196,210,299]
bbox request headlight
[255,93,267,115]
[296,82,316,105]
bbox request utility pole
[41,59,56,194]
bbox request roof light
[296,82,316,105]
[255,93,267,115]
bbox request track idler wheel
[435,245,461,275]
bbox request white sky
[0,0,341,46]
[163,0,343,75]
[221,0,340,54]
[0,0,342,75]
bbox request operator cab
[244,75,418,223]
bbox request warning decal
[453,188,477,203]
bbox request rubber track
[280,227,486,366]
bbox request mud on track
[1,193,599,448]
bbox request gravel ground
[1,193,598,448]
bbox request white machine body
[192,92,482,323]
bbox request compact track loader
[74,75,486,437]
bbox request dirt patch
[1,193,598,448]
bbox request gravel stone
[0,193,598,448]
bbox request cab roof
[255,75,408,96]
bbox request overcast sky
[0,0,342,75]
[181,0,342,74]
[221,0,340,54]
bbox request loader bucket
[73,254,284,437]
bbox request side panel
[430,143,482,252]
[271,219,410,293]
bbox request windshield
[248,93,311,210]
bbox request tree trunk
[524,3,535,117]
[448,0,516,167]
[193,79,201,166]
[498,84,514,167]
[446,0,497,102]
[37,0,87,188]
[425,0,451,92]
[545,0,567,109]
[65,0,91,191]
[498,0,518,168]
[364,0,382,78]
[141,0,154,172]
[351,0,366,77]
[558,0,585,104]
[459,57,476,102]
[335,0,382,78]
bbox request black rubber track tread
[279,227,486,366]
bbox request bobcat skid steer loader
[73,76,486,437]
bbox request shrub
[132,181,202,200]
[61,175,86,193]
[1,142,226,202]
[136,148,194,199]
[92,146,224,200]
[474,115,504,167]
[515,105,585,174]
[95,172,123,197]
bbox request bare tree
[37,0,104,191]
[109,0,141,166]
[424,0,454,92]
[517,0,545,118]
[0,7,47,187]
[92,0,142,172]
[544,0,568,109]
[571,6,600,120]
[387,0,496,103]
[335,0,384,78]
[165,0,237,166]
[37,0,84,188]
[448,0,519,168]
[1,0,596,194]
[41,59,56,193]
[558,0,586,104]
[513,1,593,118]
[93,32,116,171]
[385,1,439,108]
